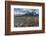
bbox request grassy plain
[14,16,39,27]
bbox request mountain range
[16,11,39,16]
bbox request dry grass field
[14,16,39,27]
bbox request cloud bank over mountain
[14,8,39,16]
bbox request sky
[14,8,39,15]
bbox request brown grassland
[14,16,39,27]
